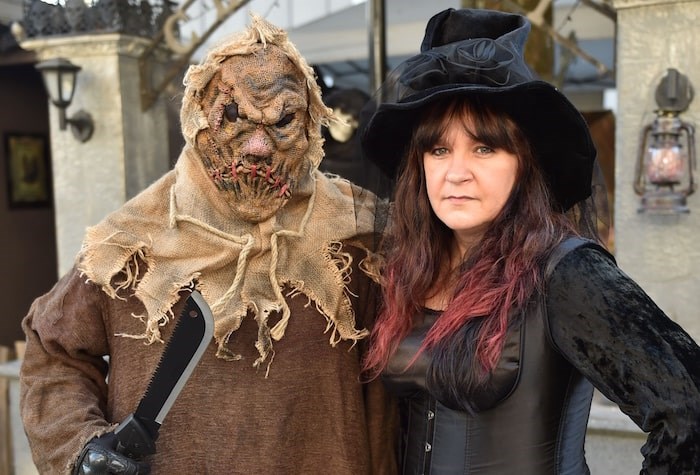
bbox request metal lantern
[635,69,696,213]
[36,57,95,142]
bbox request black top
[382,245,700,474]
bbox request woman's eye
[432,147,448,156]
[276,113,295,127]
[224,103,239,122]
[476,145,494,155]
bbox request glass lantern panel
[58,70,77,105]
[645,140,687,185]
[42,69,61,106]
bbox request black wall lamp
[36,58,95,143]
[635,68,696,214]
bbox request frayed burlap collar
[77,146,379,374]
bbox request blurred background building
[1,0,698,473]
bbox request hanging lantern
[635,68,696,214]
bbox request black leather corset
[382,295,593,475]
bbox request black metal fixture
[36,58,95,143]
[635,68,696,214]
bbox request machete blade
[114,289,214,456]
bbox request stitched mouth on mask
[211,163,291,199]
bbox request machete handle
[114,413,157,457]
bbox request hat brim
[361,81,596,211]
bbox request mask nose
[241,126,272,162]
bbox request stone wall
[20,34,172,276]
[612,0,700,341]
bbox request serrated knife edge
[154,290,214,424]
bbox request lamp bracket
[655,68,694,113]
[67,110,95,143]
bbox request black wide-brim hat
[361,8,596,211]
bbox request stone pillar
[20,34,172,276]
[611,0,700,342]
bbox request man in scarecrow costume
[20,15,396,474]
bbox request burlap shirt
[21,263,397,474]
[19,161,398,474]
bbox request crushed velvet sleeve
[545,246,700,475]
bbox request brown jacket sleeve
[20,266,115,474]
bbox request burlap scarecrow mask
[77,15,380,373]
[180,16,332,222]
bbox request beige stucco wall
[612,0,700,342]
[19,34,172,277]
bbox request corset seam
[554,366,577,474]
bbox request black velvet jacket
[383,244,700,474]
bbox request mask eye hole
[224,102,239,122]
[276,113,294,128]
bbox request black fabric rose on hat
[401,38,529,93]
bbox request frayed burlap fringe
[77,150,378,374]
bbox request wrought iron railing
[16,0,178,40]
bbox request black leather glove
[74,432,151,475]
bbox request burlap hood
[180,14,332,167]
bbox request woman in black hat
[362,8,700,475]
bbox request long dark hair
[363,96,588,389]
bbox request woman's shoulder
[544,237,616,283]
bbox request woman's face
[423,118,519,253]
